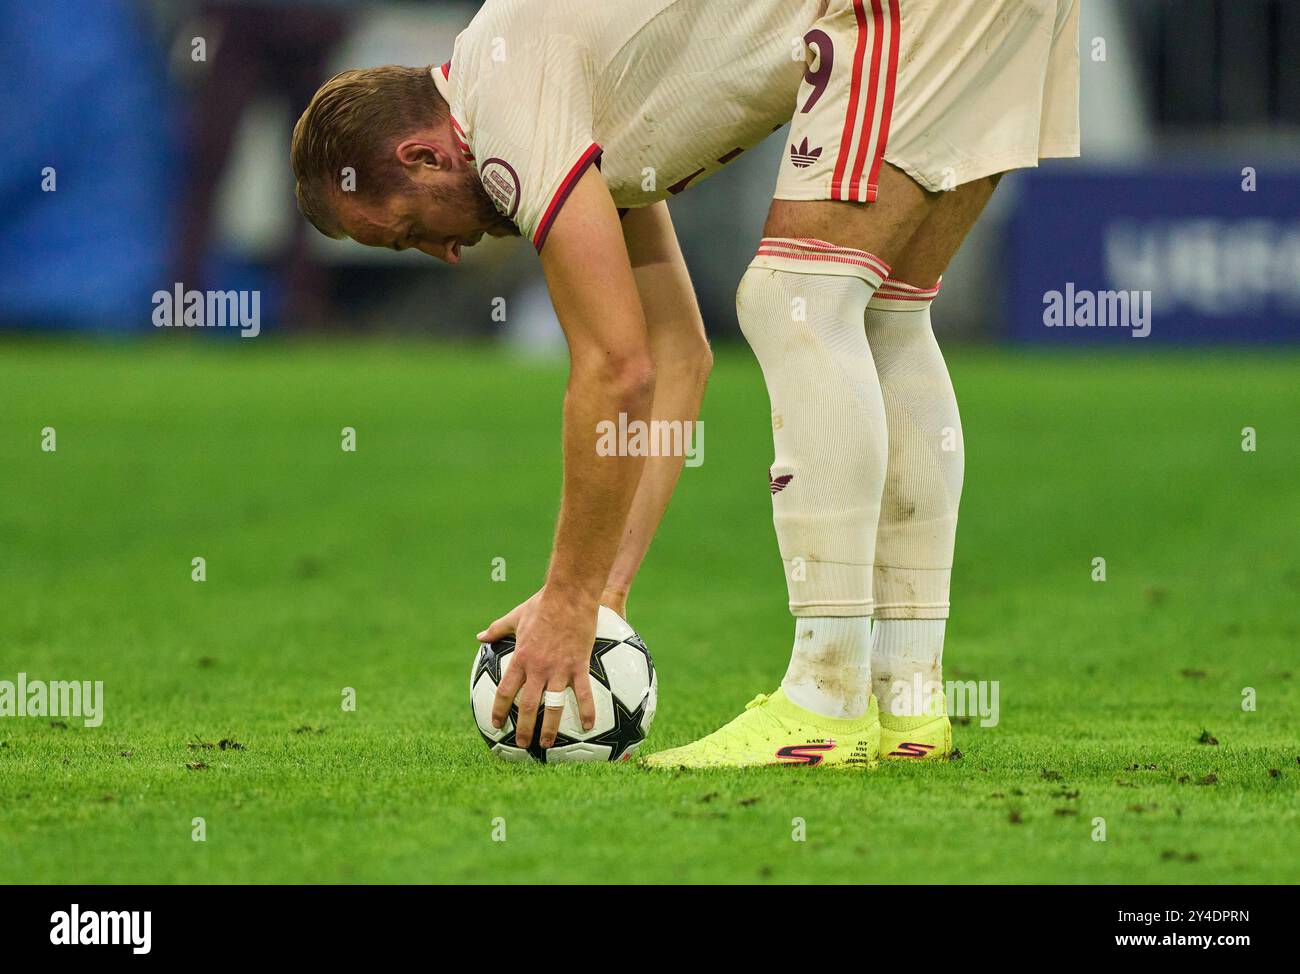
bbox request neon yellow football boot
[878,690,951,760]
[640,689,879,769]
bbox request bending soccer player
[291,0,1079,766]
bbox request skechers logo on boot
[775,742,835,765]
[889,741,935,758]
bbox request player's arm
[600,202,711,616]
[483,166,654,749]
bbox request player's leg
[744,166,933,727]
[641,184,934,768]
[641,209,910,768]
[881,174,1001,295]
[729,0,950,739]
[643,0,938,770]
[644,0,1076,769]
[864,0,1078,757]
[864,176,1000,759]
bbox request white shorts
[776,0,1080,202]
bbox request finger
[477,610,519,643]
[538,679,567,749]
[490,661,525,730]
[571,670,596,731]
[513,679,543,749]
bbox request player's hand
[476,589,543,646]
[478,589,597,749]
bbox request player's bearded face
[339,167,518,264]
[433,167,510,234]
[399,168,520,260]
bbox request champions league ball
[470,606,657,763]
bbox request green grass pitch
[1,339,1297,884]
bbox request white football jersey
[432,0,824,249]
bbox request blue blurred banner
[1006,167,1300,344]
[0,0,177,332]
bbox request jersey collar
[431,61,474,166]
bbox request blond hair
[291,64,445,238]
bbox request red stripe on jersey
[450,117,474,162]
[831,1,870,198]
[667,168,706,195]
[440,61,451,80]
[533,143,603,251]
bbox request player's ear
[394,138,450,172]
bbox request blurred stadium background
[3,0,1298,346]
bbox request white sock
[864,289,963,619]
[781,616,872,720]
[737,242,890,617]
[871,619,945,718]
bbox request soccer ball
[470,605,657,763]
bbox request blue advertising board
[1006,167,1300,344]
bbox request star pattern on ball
[472,632,654,762]
[586,637,625,685]
[502,697,582,763]
[582,685,650,762]
[473,637,514,686]
[625,629,655,686]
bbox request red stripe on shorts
[848,0,887,201]
[831,0,870,199]
[865,0,901,200]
